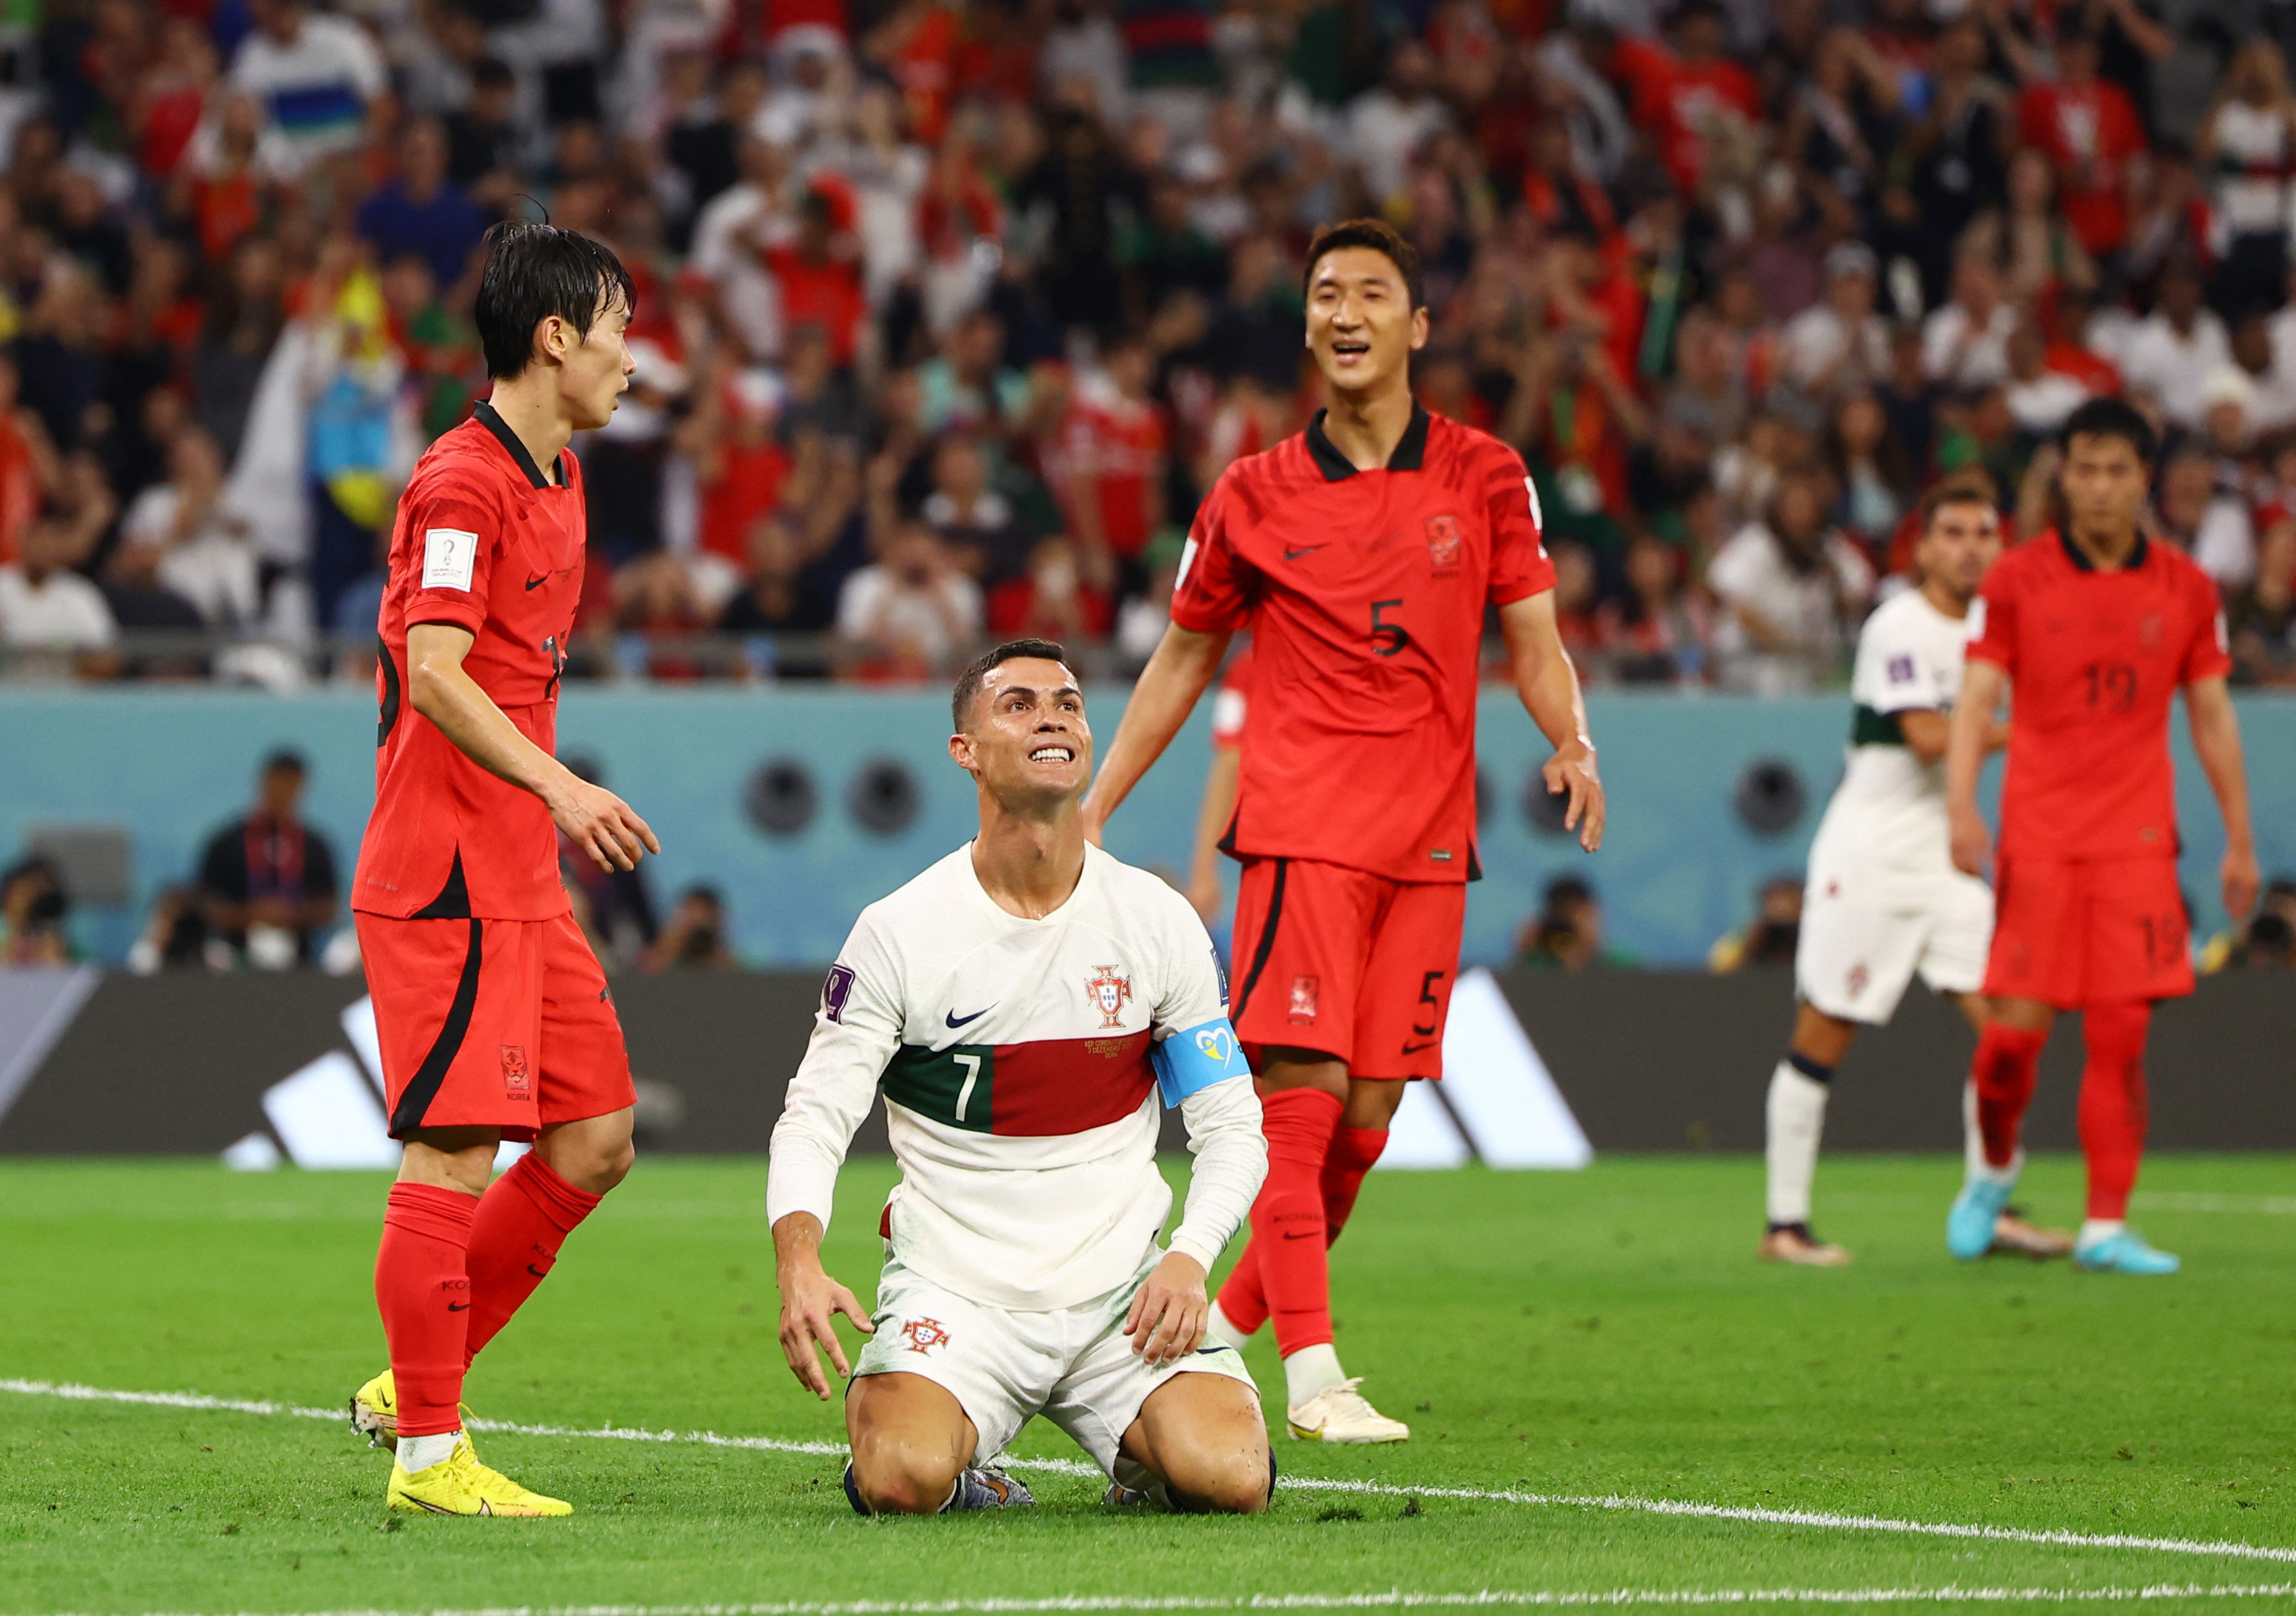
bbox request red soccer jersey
[354,403,586,921]
[1171,405,1555,883]
[1969,531,2231,863]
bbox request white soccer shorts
[1795,863,1994,1025]
[850,1250,1259,1479]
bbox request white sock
[398,1431,460,1474]
[1961,1080,1987,1184]
[1969,1146,2023,1190]
[1282,1342,1346,1407]
[1765,1059,1830,1227]
[2079,1219,2124,1248]
[1205,1299,1249,1352]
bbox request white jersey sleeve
[1140,884,1265,1272]
[766,912,905,1235]
[1852,595,1949,716]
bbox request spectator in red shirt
[986,536,1112,640]
[1056,336,1168,585]
[2018,28,2147,259]
[1612,0,1760,195]
[763,189,867,366]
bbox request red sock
[1321,1124,1388,1245]
[461,1152,603,1367]
[1219,1121,1391,1335]
[2078,1001,2152,1221]
[1971,1023,2048,1170]
[376,1183,478,1438]
[1249,1086,1344,1356]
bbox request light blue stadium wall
[5,687,2291,969]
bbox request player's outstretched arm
[1498,592,1604,851]
[406,622,658,873]
[772,1211,873,1400]
[1945,658,2006,878]
[1080,623,1232,844]
[2185,675,2262,921]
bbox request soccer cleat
[1991,1208,2075,1259]
[1947,1177,2014,1262]
[2075,1229,2181,1275]
[839,1460,1036,1515]
[1759,1223,1850,1266]
[350,1368,474,1450]
[1288,1378,1410,1444]
[386,1434,571,1517]
[945,1466,1035,1511]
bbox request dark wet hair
[2060,396,2158,466]
[952,638,1070,731]
[474,219,635,380]
[1302,218,1425,311]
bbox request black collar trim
[2058,530,2148,573]
[474,399,560,489]
[1305,402,1432,481]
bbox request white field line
[27,1586,2296,1615]
[9,1377,2296,1569]
[2130,1194,2296,1217]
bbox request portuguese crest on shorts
[1087,964,1133,1029]
[900,1317,951,1354]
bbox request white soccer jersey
[767,842,1266,1313]
[1808,589,1983,880]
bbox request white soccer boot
[1287,1378,1410,1443]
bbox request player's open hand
[2223,842,2262,922]
[1541,744,1604,852]
[777,1261,874,1401]
[1123,1251,1208,1367]
[1950,806,1992,879]
[552,779,660,874]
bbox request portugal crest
[900,1317,951,1354]
[1087,965,1133,1029]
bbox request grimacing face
[1917,498,2002,603]
[1304,246,1428,397]
[952,657,1094,805]
[2060,431,2149,540]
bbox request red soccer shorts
[1228,856,1465,1081]
[355,909,635,1140]
[1984,854,2194,1009]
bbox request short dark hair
[473,219,636,380]
[952,638,1070,731]
[2060,396,2157,464]
[261,748,307,778]
[1302,218,1425,311]
[1918,469,1999,532]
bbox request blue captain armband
[1151,1018,1252,1107]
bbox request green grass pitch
[3,1154,2294,1613]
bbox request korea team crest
[1425,513,1463,572]
[500,1044,531,1099]
[1087,965,1133,1029]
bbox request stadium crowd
[2,0,2296,689]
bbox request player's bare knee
[849,1442,963,1515]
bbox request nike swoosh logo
[525,574,548,590]
[1284,544,1325,560]
[1402,1040,1437,1054]
[446,1302,470,1311]
[945,1006,992,1029]
[526,1264,549,1278]
[1282,1230,1317,1240]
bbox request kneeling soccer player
[770,639,1273,1515]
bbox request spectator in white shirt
[119,427,261,627]
[2160,444,2258,586]
[2118,261,2232,430]
[1779,242,1890,399]
[1708,469,1877,695]
[0,509,118,679]
[1345,40,1450,206]
[836,520,982,676]
[1922,248,2016,393]
[2003,315,2091,437]
[229,0,388,177]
